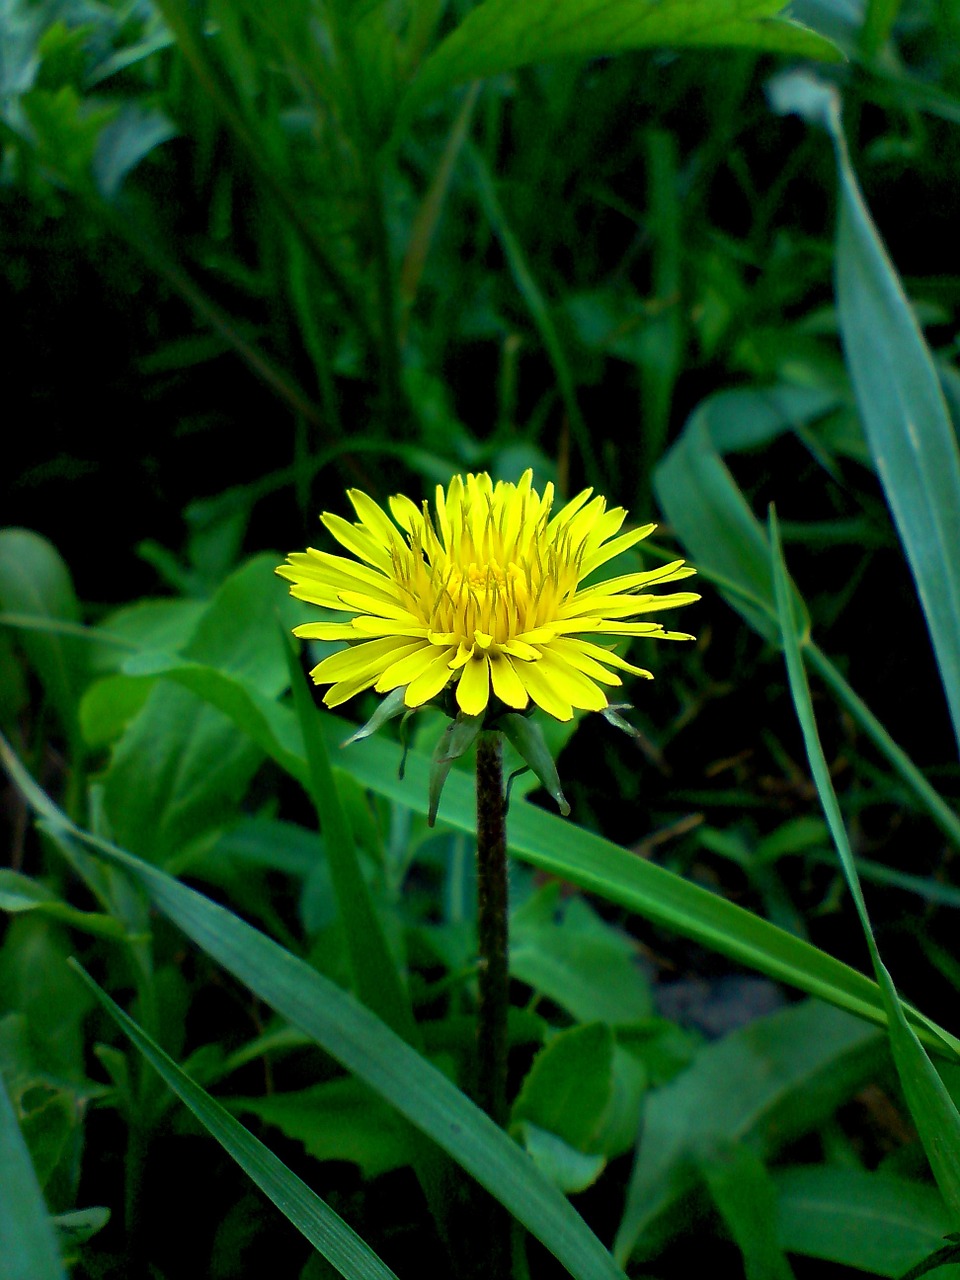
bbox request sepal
[428,710,484,827]
[498,712,570,817]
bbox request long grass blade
[284,637,418,1043]
[0,736,627,1280]
[73,964,400,1280]
[770,508,960,1226]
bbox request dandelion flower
[277,470,698,722]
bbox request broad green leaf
[0,916,94,1079]
[700,1142,795,1280]
[78,674,154,747]
[0,529,84,751]
[101,681,262,864]
[116,655,306,784]
[101,558,294,863]
[516,1123,607,1194]
[511,885,652,1024]
[231,1078,416,1179]
[73,967,401,1280]
[614,999,885,1263]
[88,597,206,675]
[400,0,841,124]
[1,748,627,1280]
[771,511,960,1228]
[774,1166,951,1278]
[512,1023,615,1151]
[0,1073,66,1280]
[92,103,176,200]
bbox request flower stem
[474,730,511,1278]
[475,730,509,1126]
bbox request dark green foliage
[4,0,960,1277]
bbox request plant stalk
[474,730,511,1278]
[475,730,510,1127]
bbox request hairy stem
[474,730,511,1278]
[475,731,510,1128]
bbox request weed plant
[4,1,960,1277]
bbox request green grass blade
[72,964,400,1280]
[655,386,960,849]
[469,145,599,487]
[807,644,960,851]
[770,508,960,1227]
[819,82,960,758]
[860,0,902,57]
[0,1073,67,1280]
[284,637,418,1045]
[0,738,626,1280]
[305,718,960,1059]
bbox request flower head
[278,470,698,722]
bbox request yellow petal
[311,638,421,683]
[558,636,653,679]
[293,622,359,640]
[404,648,457,706]
[456,654,490,715]
[513,657,573,721]
[374,643,444,692]
[347,489,402,548]
[489,652,528,709]
[322,671,383,707]
[320,512,393,572]
[535,649,607,711]
[548,638,622,686]
[578,523,656,577]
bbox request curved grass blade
[0,737,626,1280]
[0,1073,66,1280]
[72,964,400,1280]
[32,633,960,1059]
[306,718,960,1060]
[774,71,960,760]
[469,145,598,487]
[398,0,840,125]
[832,97,960,761]
[771,508,960,1227]
[284,637,417,1043]
[654,386,960,849]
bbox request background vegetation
[4,0,960,1276]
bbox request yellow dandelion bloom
[277,470,698,722]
